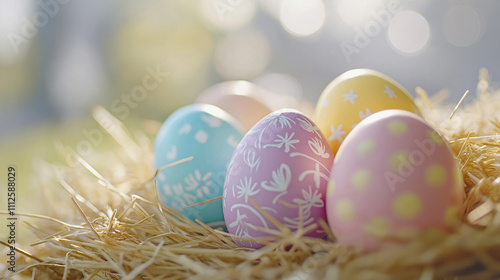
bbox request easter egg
[155,104,244,228]
[326,110,463,251]
[314,69,420,155]
[223,109,334,248]
[196,81,274,132]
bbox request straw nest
[3,69,500,280]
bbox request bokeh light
[279,0,325,37]
[47,41,107,119]
[200,0,257,31]
[254,72,302,100]
[334,0,385,28]
[258,0,282,19]
[214,28,271,80]
[443,4,483,47]
[0,0,32,64]
[387,10,430,55]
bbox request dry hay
[3,69,500,280]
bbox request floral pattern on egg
[326,110,464,251]
[155,104,244,228]
[223,109,334,248]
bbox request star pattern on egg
[359,108,372,121]
[329,124,347,143]
[383,85,397,99]
[342,89,358,104]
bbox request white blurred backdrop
[1,0,499,139]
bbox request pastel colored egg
[326,110,463,251]
[155,104,244,228]
[223,109,334,248]
[196,81,274,132]
[314,69,421,155]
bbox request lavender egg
[223,109,334,248]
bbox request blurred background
[1,0,500,139]
[1,0,500,179]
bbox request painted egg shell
[223,109,334,248]
[196,81,274,132]
[314,69,421,155]
[326,110,463,251]
[155,104,244,228]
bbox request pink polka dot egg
[326,109,464,251]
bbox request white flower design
[231,204,270,230]
[266,114,296,129]
[297,117,321,137]
[308,137,330,159]
[261,163,291,204]
[283,216,315,230]
[184,170,214,199]
[243,150,261,172]
[293,185,324,218]
[235,176,260,203]
[182,193,196,206]
[166,145,177,160]
[228,209,248,237]
[297,162,329,189]
[252,113,297,149]
[264,132,299,152]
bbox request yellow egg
[314,69,420,155]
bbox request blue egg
[154,104,244,227]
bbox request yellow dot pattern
[428,130,443,145]
[364,217,392,238]
[393,193,422,220]
[387,120,408,136]
[388,151,410,172]
[350,169,371,192]
[445,206,460,226]
[327,180,336,197]
[425,164,446,187]
[336,199,355,221]
[357,139,376,158]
